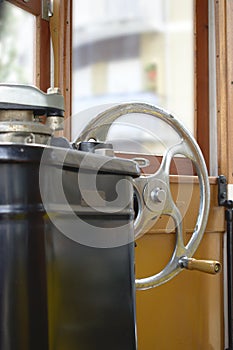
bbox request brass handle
[179,257,221,275]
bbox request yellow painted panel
[135,179,225,350]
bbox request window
[72,0,194,148]
[0,1,35,84]
[0,0,50,92]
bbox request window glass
[72,0,194,149]
[0,2,35,84]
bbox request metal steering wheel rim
[75,102,210,289]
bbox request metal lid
[0,144,140,177]
[0,84,64,114]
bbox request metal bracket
[42,0,53,21]
[218,175,233,208]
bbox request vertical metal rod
[226,208,233,350]
[217,176,233,349]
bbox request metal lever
[179,256,221,275]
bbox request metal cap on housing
[0,84,65,144]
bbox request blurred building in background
[72,0,194,142]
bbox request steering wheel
[74,102,210,289]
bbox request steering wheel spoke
[164,201,186,253]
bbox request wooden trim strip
[195,0,210,170]
[215,0,227,178]
[35,15,50,91]
[169,175,218,185]
[7,0,41,16]
[60,0,72,141]
[215,0,233,183]
[50,0,72,140]
[225,0,233,183]
[116,152,195,176]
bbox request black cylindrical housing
[0,144,138,350]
